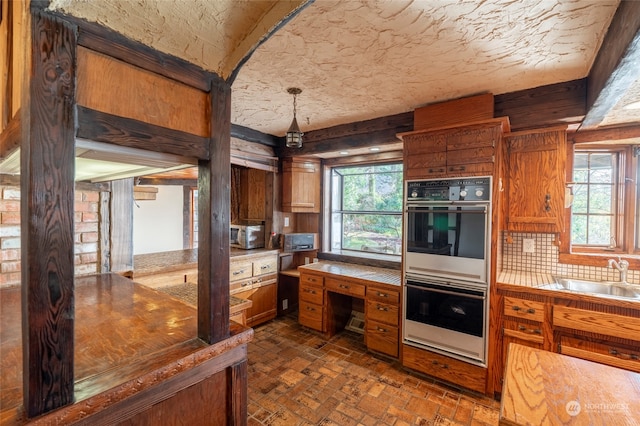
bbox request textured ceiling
[50,0,630,138]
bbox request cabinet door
[506,129,566,233]
[403,133,447,179]
[282,158,321,213]
[234,282,277,327]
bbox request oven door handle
[405,283,485,300]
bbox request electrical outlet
[284,216,290,227]
[523,238,535,253]
[304,257,310,264]
[282,299,288,310]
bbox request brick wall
[0,184,101,288]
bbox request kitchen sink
[539,278,640,300]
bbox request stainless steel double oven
[403,177,491,366]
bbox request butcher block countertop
[500,343,640,425]
[298,260,401,287]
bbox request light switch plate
[523,238,535,253]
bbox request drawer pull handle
[512,306,521,311]
[306,306,316,312]
[233,270,245,276]
[377,305,389,312]
[518,325,542,334]
[609,349,639,360]
[261,265,270,270]
[339,284,350,289]
[241,281,250,287]
[377,292,388,298]
[304,289,316,294]
[431,360,449,369]
[377,327,387,333]
[448,166,465,172]
[526,308,536,314]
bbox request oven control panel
[406,177,491,202]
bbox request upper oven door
[404,203,490,283]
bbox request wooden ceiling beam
[582,0,640,129]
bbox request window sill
[559,252,640,270]
[318,250,401,270]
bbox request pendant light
[285,87,303,148]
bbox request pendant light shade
[285,87,303,148]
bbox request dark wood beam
[22,10,76,417]
[494,79,587,131]
[582,0,640,129]
[277,112,413,157]
[198,75,231,344]
[137,177,198,186]
[569,123,640,144]
[76,106,210,160]
[231,123,279,147]
[0,111,20,160]
[56,13,210,91]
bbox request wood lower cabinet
[298,272,325,332]
[297,263,402,359]
[504,127,566,233]
[230,252,278,327]
[403,344,487,394]
[553,305,640,373]
[365,284,400,357]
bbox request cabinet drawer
[402,344,487,394]
[559,335,640,373]
[554,306,640,341]
[299,300,324,331]
[230,276,255,294]
[230,260,253,281]
[366,319,398,357]
[253,256,277,277]
[300,273,323,286]
[445,162,494,177]
[504,296,545,322]
[325,278,365,298]
[367,286,400,304]
[503,319,544,345]
[367,299,399,326]
[300,284,324,305]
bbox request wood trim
[76,106,210,160]
[569,124,640,143]
[0,111,20,160]
[228,360,248,424]
[197,76,231,344]
[231,123,279,147]
[583,0,640,128]
[22,10,76,417]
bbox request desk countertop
[500,343,640,425]
[298,260,401,287]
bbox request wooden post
[21,10,76,417]
[197,75,231,343]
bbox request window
[568,145,638,254]
[329,163,403,256]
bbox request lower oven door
[403,277,487,365]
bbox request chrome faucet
[608,257,630,284]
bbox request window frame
[559,141,640,267]
[322,155,404,262]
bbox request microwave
[230,225,265,249]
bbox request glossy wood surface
[500,343,640,425]
[0,273,253,424]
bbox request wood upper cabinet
[505,128,567,233]
[399,118,509,180]
[281,158,321,213]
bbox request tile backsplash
[501,232,639,284]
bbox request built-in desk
[500,343,640,425]
[297,261,401,357]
